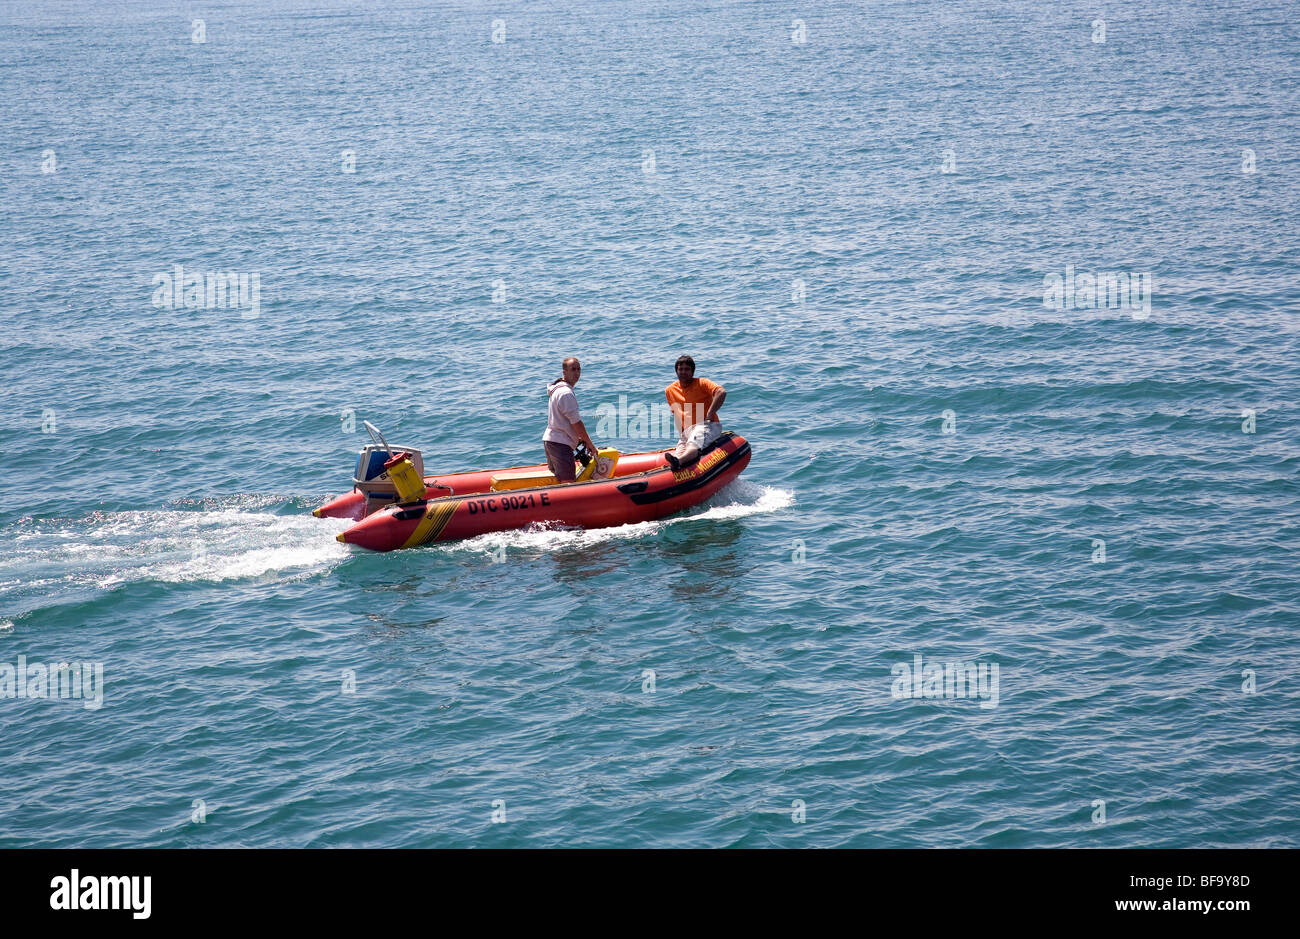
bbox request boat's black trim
[628,440,750,505]
[392,502,429,521]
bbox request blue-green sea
[2,0,1298,847]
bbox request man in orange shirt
[664,355,726,469]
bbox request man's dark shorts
[544,441,576,481]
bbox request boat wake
[1,482,792,620]
[0,498,351,619]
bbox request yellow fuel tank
[383,452,426,503]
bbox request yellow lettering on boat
[671,447,726,482]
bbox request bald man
[543,357,597,483]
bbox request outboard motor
[355,422,426,512]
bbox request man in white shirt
[543,357,597,483]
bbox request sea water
[0,0,1297,847]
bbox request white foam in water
[686,479,795,520]
[0,504,353,601]
[448,479,794,557]
[0,484,793,612]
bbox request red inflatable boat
[315,447,669,522]
[331,432,752,552]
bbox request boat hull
[337,433,752,552]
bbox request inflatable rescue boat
[318,422,751,552]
